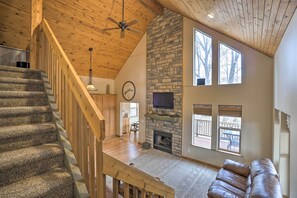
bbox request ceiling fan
[102,0,142,38]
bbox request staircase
[0,65,74,197]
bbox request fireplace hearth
[153,130,172,154]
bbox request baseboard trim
[181,156,221,170]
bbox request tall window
[192,104,212,149]
[194,29,212,86]
[218,105,242,154]
[219,43,242,85]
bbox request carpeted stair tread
[0,65,40,74]
[0,91,47,98]
[0,77,44,91]
[0,91,48,107]
[0,77,43,84]
[0,142,64,187]
[0,66,40,80]
[0,167,73,198]
[0,123,57,152]
[0,142,63,170]
[0,106,51,117]
[0,122,56,140]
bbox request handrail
[35,18,175,198]
[103,153,175,197]
[40,19,105,141]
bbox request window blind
[193,104,212,116]
[218,105,242,117]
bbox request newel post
[30,0,42,70]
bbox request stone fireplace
[145,9,183,156]
[153,130,172,154]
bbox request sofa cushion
[223,159,250,177]
[216,169,247,191]
[208,186,238,198]
[250,174,282,198]
[208,180,245,198]
[250,158,279,180]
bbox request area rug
[127,149,218,198]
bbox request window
[219,43,242,85]
[218,105,242,153]
[129,103,138,117]
[193,29,212,86]
[192,104,212,149]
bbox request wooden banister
[103,153,175,198]
[40,19,105,141]
[34,18,175,198]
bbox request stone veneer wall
[146,9,183,156]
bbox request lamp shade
[86,83,97,91]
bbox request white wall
[114,34,147,143]
[79,75,114,94]
[274,10,297,197]
[183,17,274,166]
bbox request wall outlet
[187,149,191,153]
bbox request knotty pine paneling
[0,0,159,79]
[157,0,297,57]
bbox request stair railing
[34,18,175,198]
[36,18,105,197]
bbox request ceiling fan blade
[127,19,139,27]
[121,30,125,38]
[127,28,142,34]
[126,19,139,27]
[107,17,119,25]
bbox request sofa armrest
[223,159,250,177]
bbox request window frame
[193,28,213,86]
[218,42,243,85]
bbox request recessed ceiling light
[207,13,214,19]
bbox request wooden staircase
[0,65,74,197]
[29,18,175,198]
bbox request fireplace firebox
[153,130,172,154]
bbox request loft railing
[34,18,175,198]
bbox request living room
[86,5,295,198]
[0,0,296,197]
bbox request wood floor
[103,132,144,162]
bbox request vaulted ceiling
[0,0,160,79]
[157,0,297,57]
[0,0,296,79]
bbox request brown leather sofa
[208,158,282,198]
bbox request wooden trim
[182,156,221,170]
[30,0,42,69]
[139,0,164,15]
[103,153,175,198]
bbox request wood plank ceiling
[0,0,160,79]
[0,0,31,49]
[1,1,296,78]
[157,0,297,57]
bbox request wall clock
[122,81,136,101]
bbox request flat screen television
[153,92,174,109]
